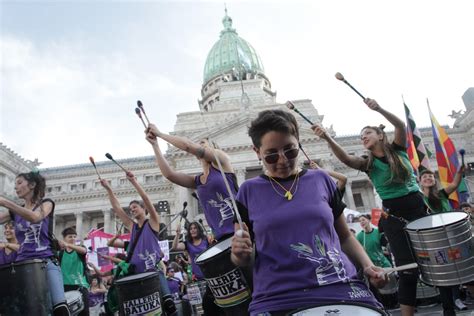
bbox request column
[235,169,246,186]
[75,211,83,240]
[344,181,356,210]
[103,209,112,234]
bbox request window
[47,187,53,193]
[70,184,77,192]
[119,178,127,186]
[79,183,87,190]
[145,175,154,184]
[353,193,364,208]
[94,181,100,188]
[55,186,62,192]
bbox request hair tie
[31,167,40,175]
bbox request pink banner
[84,229,130,272]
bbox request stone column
[235,169,246,186]
[75,211,83,240]
[344,181,357,210]
[103,209,112,234]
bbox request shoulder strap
[125,219,148,263]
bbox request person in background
[88,276,107,316]
[59,226,90,316]
[166,267,184,299]
[0,221,19,265]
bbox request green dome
[203,12,265,83]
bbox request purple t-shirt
[129,221,163,274]
[167,277,181,295]
[89,291,104,307]
[185,238,209,280]
[237,169,381,314]
[195,165,238,240]
[12,199,55,262]
[0,248,17,265]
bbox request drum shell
[115,272,162,316]
[66,290,85,316]
[0,259,51,316]
[377,274,397,295]
[405,212,474,286]
[286,302,388,315]
[195,237,251,313]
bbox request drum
[405,212,474,286]
[0,259,51,316]
[66,290,84,316]
[195,236,251,314]
[377,274,397,295]
[115,272,162,316]
[416,279,439,307]
[174,298,192,316]
[287,302,389,315]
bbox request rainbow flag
[404,103,431,174]
[428,103,461,208]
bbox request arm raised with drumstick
[100,179,134,232]
[125,171,161,232]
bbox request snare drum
[195,236,251,315]
[405,212,474,286]
[287,302,389,315]
[0,259,51,315]
[65,290,84,316]
[115,272,162,316]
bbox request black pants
[438,286,455,315]
[64,284,90,316]
[379,191,427,307]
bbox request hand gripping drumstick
[105,153,128,173]
[137,100,151,125]
[335,72,366,100]
[89,156,102,180]
[286,101,314,125]
[135,108,147,128]
[381,262,418,276]
[459,149,466,177]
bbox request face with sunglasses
[255,131,300,178]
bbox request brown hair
[17,171,46,203]
[419,169,442,211]
[362,124,411,184]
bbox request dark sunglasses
[263,147,299,164]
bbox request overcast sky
[1,0,473,168]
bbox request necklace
[268,171,300,201]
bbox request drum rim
[286,301,388,315]
[195,236,232,264]
[406,212,468,231]
[115,271,159,283]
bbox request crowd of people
[0,97,473,316]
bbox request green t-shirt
[368,148,420,200]
[61,249,89,287]
[356,228,391,268]
[423,189,451,213]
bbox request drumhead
[116,271,157,283]
[406,212,468,230]
[289,303,385,315]
[195,237,232,263]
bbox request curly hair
[17,171,46,203]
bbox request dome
[203,11,265,84]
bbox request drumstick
[135,108,147,128]
[335,72,366,100]
[89,156,102,180]
[286,101,314,125]
[137,100,151,125]
[298,143,315,167]
[382,262,418,275]
[105,153,128,173]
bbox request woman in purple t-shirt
[171,221,209,280]
[0,221,19,265]
[0,171,69,315]
[231,109,386,315]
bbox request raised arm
[312,124,368,171]
[444,165,465,195]
[148,124,233,173]
[146,130,196,189]
[0,241,20,252]
[365,98,406,147]
[0,198,53,224]
[310,161,347,190]
[126,171,160,232]
[99,179,134,231]
[171,226,186,251]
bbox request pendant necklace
[268,171,300,201]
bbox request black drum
[195,236,251,315]
[0,259,51,315]
[115,272,162,316]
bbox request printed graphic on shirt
[138,250,158,271]
[207,192,234,227]
[291,234,349,285]
[17,221,47,252]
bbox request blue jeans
[46,258,67,307]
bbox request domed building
[1,11,472,244]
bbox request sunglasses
[263,147,299,164]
